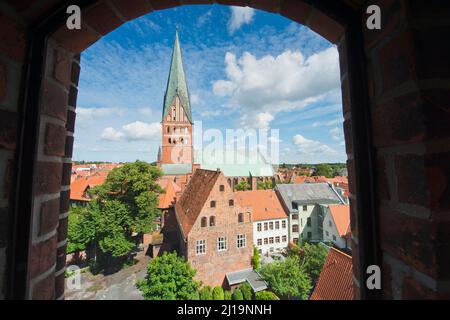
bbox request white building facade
[253,217,289,255]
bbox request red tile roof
[310,247,353,300]
[234,190,286,221]
[157,178,181,209]
[175,169,221,238]
[70,175,106,201]
[328,204,350,237]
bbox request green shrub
[224,290,232,300]
[212,286,224,300]
[232,288,244,300]
[240,282,252,300]
[199,286,213,300]
[255,291,278,300]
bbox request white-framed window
[282,220,286,229]
[196,239,206,255]
[237,234,246,248]
[217,236,227,251]
[257,239,262,246]
[257,223,262,232]
[275,221,279,229]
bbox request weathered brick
[61,162,73,186]
[55,271,65,299]
[30,236,57,278]
[0,13,25,62]
[56,243,67,272]
[52,49,71,89]
[68,85,78,107]
[349,197,358,239]
[343,119,352,154]
[341,77,351,115]
[149,0,181,10]
[402,276,441,300]
[426,151,450,211]
[280,0,312,25]
[0,110,17,150]
[34,162,62,196]
[376,155,391,201]
[379,207,435,278]
[44,123,66,157]
[57,217,68,242]
[0,64,6,100]
[338,35,348,77]
[84,1,124,36]
[70,61,80,86]
[31,272,54,300]
[110,0,152,20]
[379,31,417,92]
[66,110,76,133]
[52,24,99,54]
[42,79,68,122]
[250,0,281,13]
[65,135,74,157]
[60,190,70,214]
[39,198,60,236]
[308,9,344,44]
[372,91,426,147]
[395,154,428,207]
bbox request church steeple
[162,30,192,123]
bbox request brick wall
[0,0,448,300]
[363,0,450,299]
[184,174,253,287]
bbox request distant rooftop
[225,268,268,292]
[276,183,344,211]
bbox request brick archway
[1,0,449,300]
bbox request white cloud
[101,127,124,141]
[101,121,161,142]
[122,121,161,141]
[293,134,336,155]
[212,48,340,128]
[228,6,255,34]
[329,126,344,141]
[240,112,274,130]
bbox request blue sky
[74,4,345,164]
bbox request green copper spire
[162,30,192,123]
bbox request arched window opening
[201,217,207,228]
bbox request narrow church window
[166,126,170,133]
[209,216,215,227]
[201,217,207,227]
[238,213,244,223]
[168,138,172,144]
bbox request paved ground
[65,254,150,300]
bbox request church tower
[159,30,193,165]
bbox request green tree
[67,206,96,254]
[212,286,224,300]
[240,282,252,300]
[199,286,213,300]
[298,242,328,283]
[232,288,244,300]
[91,160,163,233]
[251,246,260,270]
[224,290,232,300]
[235,180,250,191]
[314,164,333,178]
[95,200,135,257]
[260,255,312,300]
[254,291,278,300]
[137,252,200,300]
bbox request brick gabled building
[173,169,253,287]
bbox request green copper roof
[162,30,192,123]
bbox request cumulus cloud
[228,7,255,34]
[212,48,340,128]
[293,134,336,155]
[101,127,124,141]
[101,121,161,142]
